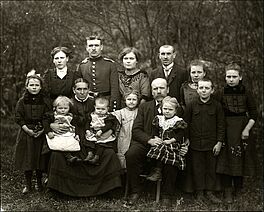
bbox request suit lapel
[167,66,177,85]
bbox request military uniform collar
[89,56,103,62]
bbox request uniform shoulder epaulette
[81,57,89,64]
[103,57,115,63]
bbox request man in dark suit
[149,45,188,115]
[125,78,188,207]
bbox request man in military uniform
[75,35,120,111]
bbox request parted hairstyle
[53,96,74,111]
[50,46,72,59]
[118,47,143,62]
[188,59,206,72]
[73,78,90,89]
[123,89,140,101]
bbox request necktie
[156,103,162,114]
[164,68,170,78]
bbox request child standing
[44,96,81,163]
[85,97,118,165]
[112,90,139,169]
[184,78,225,203]
[179,59,206,110]
[216,63,258,203]
[14,74,50,194]
[146,96,188,181]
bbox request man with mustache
[75,35,120,111]
[125,78,188,207]
[149,45,188,116]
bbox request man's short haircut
[151,78,168,88]
[159,45,175,53]
[95,97,109,107]
[198,77,214,89]
[86,35,103,45]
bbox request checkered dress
[147,115,188,170]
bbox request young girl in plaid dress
[146,96,188,181]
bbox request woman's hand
[47,132,55,139]
[34,129,44,138]
[50,123,68,134]
[213,141,222,156]
[100,129,113,140]
[241,128,250,140]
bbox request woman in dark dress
[118,47,150,107]
[43,46,75,104]
[47,78,122,197]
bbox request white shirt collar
[162,62,174,77]
[56,67,67,79]
[162,62,174,71]
[74,95,90,102]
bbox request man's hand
[179,145,188,156]
[147,136,162,146]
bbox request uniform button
[92,70,95,73]
[93,83,96,85]
[93,78,95,81]
[92,74,96,76]
[92,65,95,68]
[93,87,96,90]
[92,62,95,65]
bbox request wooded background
[1,0,263,117]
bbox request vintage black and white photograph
[1,0,263,211]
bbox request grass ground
[1,119,263,211]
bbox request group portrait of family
[12,35,259,209]
[1,1,262,211]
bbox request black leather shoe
[89,155,100,165]
[206,191,222,204]
[161,198,172,208]
[127,193,140,204]
[84,151,94,162]
[35,183,43,192]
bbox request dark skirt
[216,116,257,176]
[14,128,46,171]
[47,148,122,197]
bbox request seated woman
[47,78,122,197]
